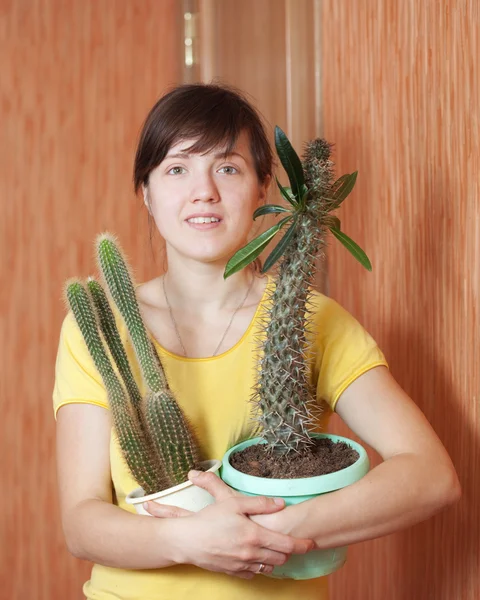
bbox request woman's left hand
[143,470,283,533]
[143,469,242,518]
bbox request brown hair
[133,82,275,273]
[134,82,274,192]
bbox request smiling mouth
[185,218,223,230]
[186,217,221,224]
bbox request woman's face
[144,129,270,267]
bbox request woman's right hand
[166,490,315,579]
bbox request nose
[190,172,220,204]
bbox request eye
[167,166,186,175]
[219,166,238,175]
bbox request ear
[142,185,152,215]
[258,174,271,206]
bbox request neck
[161,252,256,317]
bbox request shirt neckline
[150,274,274,363]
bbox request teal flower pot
[221,433,369,580]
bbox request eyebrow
[165,151,246,161]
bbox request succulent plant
[224,127,371,455]
[64,234,201,494]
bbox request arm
[56,403,180,569]
[254,365,461,547]
[56,403,314,575]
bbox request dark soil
[230,438,359,479]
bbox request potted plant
[65,235,221,516]
[220,127,372,579]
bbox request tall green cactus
[225,127,372,455]
[64,234,201,494]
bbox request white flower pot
[125,459,222,516]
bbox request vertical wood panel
[322,2,479,599]
[0,1,182,597]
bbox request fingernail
[273,497,284,505]
[189,470,201,478]
[143,502,149,510]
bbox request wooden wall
[1,1,182,597]
[322,2,480,599]
[2,0,478,598]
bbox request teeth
[187,217,220,224]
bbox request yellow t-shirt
[52,274,388,600]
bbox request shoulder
[306,288,360,335]
[305,287,385,363]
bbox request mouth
[185,215,223,230]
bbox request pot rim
[125,458,221,505]
[221,433,369,496]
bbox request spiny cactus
[64,234,201,494]
[225,127,372,455]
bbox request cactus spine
[64,234,201,494]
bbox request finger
[260,531,316,555]
[251,549,288,567]
[230,495,286,516]
[248,563,275,576]
[188,471,241,502]
[143,501,192,518]
[225,571,255,580]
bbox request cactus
[64,234,201,494]
[224,127,372,455]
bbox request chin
[178,250,230,267]
[181,243,241,263]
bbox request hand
[144,470,315,579]
[143,469,244,518]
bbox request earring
[142,185,152,215]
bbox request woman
[53,83,460,600]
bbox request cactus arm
[86,278,143,408]
[96,233,168,395]
[145,391,201,486]
[93,233,203,489]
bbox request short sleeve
[52,311,109,419]
[308,293,389,412]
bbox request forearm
[64,498,178,569]
[260,453,460,549]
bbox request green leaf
[275,126,305,201]
[262,217,298,273]
[330,227,372,271]
[224,216,292,278]
[276,177,298,207]
[253,204,291,220]
[331,172,358,208]
[331,174,350,194]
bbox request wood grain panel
[321,2,479,599]
[0,1,182,597]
